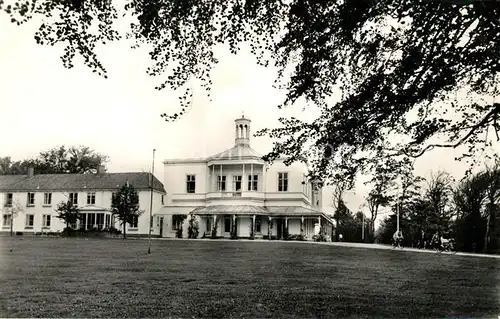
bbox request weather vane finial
[242,110,244,118]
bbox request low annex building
[0,166,166,236]
[158,115,335,240]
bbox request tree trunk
[123,222,127,239]
[484,213,491,253]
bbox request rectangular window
[87,192,96,205]
[105,215,110,228]
[217,175,227,191]
[248,175,258,191]
[2,214,11,227]
[25,214,34,228]
[69,193,78,205]
[255,216,262,233]
[224,217,231,233]
[278,172,289,192]
[233,175,242,192]
[43,193,52,205]
[186,175,196,193]
[5,193,13,207]
[161,195,165,205]
[129,215,138,228]
[42,214,51,228]
[27,192,35,206]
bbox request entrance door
[159,217,164,237]
[224,216,231,237]
[276,219,283,239]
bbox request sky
[0,13,497,222]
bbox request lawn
[0,237,499,318]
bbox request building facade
[158,115,334,240]
[0,166,166,236]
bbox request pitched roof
[0,172,166,193]
[208,145,263,161]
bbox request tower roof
[209,144,263,161]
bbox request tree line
[0,145,108,175]
[334,159,500,254]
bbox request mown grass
[0,237,499,318]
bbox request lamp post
[396,186,400,233]
[148,149,156,254]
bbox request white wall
[0,189,165,235]
[164,162,208,199]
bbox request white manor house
[157,115,335,240]
[0,167,166,236]
[0,115,335,240]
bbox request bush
[313,232,328,242]
[15,231,23,236]
[211,219,219,239]
[109,227,122,235]
[187,214,200,239]
[287,234,307,241]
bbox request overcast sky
[1,15,497,220]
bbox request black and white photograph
[1,0,499,318]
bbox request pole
[396,187,400,233]
[148,149,156,254]
[362,213,365,241]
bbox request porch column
[268,216,272,240]
[212,215,217,237]
[232,214,236,237]
[212,165,215,192]
[252,215,256,237]
[94,213,97,228]
[285,217,288,239]
[300,216,304,235]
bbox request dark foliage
[111,183,144,239]
[187,213,199,239]
[55,200,82,230]
[0,146,108,175]
[2,1,499,185]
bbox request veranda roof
[191,205,268,215]
[191,205,332,219]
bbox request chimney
[98,165,106,174]
[27,167,34,178]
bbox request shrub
[313,231,328,242]
[211,217,219,238]
[188,214,200,239]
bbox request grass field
[0,237,499,318]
